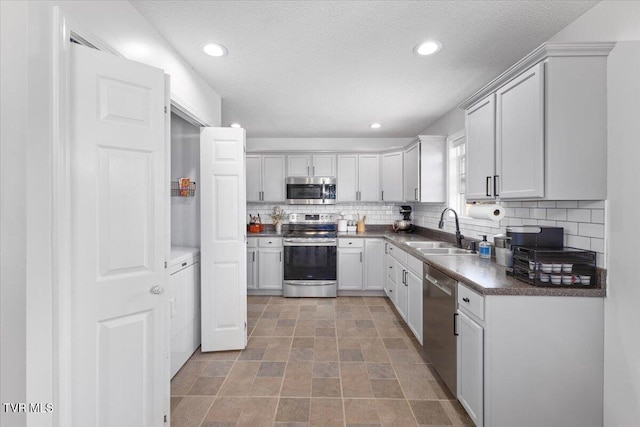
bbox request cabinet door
[358,154,380,202]
[404,143,420,202]
[287,155,310,176]
[338,249,364,290]
[381,151,404,202]
[466,95,496,200]
[337,155,358,202]
[419,136,447,203]
[394,261,408,321]
[457,310,484,427]
[258,249,283,290]
[406,270,423,344]
[312,154,336,177]
[496,63,544,199]
[385,253,397,304]
[247,249,258,289]
[246,155,262,202]
[364,239,384,290]
[262,155,286,202]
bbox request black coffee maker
[393,205,415,232]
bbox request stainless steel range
[283,213,337,297]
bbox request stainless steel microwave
[286,177,336,205]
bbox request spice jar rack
[512,246,596,288]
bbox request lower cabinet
[386,242,423,343]
[338,238,385,291]
[456,282,605,427]
[247,237,283,292]
[457,309,484,427]
[384,252,397,304]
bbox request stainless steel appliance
[286,177,336,205]
[423,263,457,395]
[283,213,337,297]
[392,205,416,232]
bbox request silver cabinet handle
[312,166,315,176]
[279,252,282,262]
[381,190,384,201]
[360,252,363,263]
[414,188,418,201]
[253,252,255,262]
[307,166,310,176]
[150,286,164,295]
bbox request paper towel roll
[468,204,505,221]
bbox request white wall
[0,2,27,426]
[247,137,412,152]
[548,2,640,425]
[56,0,222,126]
[171,114,201,248]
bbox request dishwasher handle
[425,274,453,296]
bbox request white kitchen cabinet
[246,238,258,290]
[381,151,403,202]
[465,95,496,201]
[247,237,283,292]
[393,257,408,321]
[246,154,285,202]
[456,282,604,427]
[457,309,484,427]
[169,247,201,378]
[364,238,385,290]
[462,43,613,201]
[496,62,544,199]
[404,143,420,202]
[384,249,397,304]
[338,249,364,290]
[337,154,380,202]
[338,238,384,291]
[287,154,336,177]
[406,268,423,344]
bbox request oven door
[283,239,337,283]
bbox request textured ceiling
[131,0,598,138]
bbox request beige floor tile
[309,398,344,427]
[311,377,342,397]
[375,399,418,427]
[187,377,225,396]
[170,395,214,427]
[409,400,453,426]
[440,399,475,426]
[249,376,283,396]
[202,396,245,423]
[312,361,340,378]
[236,397,278,427]
[276,398,311,422]
[344,398,380,425]
[201,360,235,377]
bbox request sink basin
[404,241,453,249]
[418,247,475,255]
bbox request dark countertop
[338,229,606,298]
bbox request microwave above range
[286,176,336,205]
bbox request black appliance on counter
[507,226,597,288]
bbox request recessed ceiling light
[230,123,242,128]
[370,123,382,129]
[414,40,442,56]
[203,43,228,57]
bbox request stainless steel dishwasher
[423,263,457,396]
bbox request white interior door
[70,44,167,426]
[200,127,247,351]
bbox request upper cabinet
[287,154,336,177]
[461,42,614,201]
[246,154,286,202]
[381,151,404,202]
[337,154,380,202]
[403,136,446,203]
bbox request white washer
[169,246,200,377]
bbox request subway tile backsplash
[247,200,607,268]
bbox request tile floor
[170,296,473,427]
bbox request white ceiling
[131,0,598,138]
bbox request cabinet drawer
[339,238,365,248]
[407,254,422,277]
[387,243,407,264]
[258,237,283,247]
[247,237,258,248]
[458,283,485,321]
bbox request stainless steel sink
[404,241,453,249]
[417,247,475,255]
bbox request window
[447,131,468,215]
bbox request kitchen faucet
[439,208,464,248]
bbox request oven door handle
[284,239,337,247]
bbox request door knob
[150,286,164,295]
